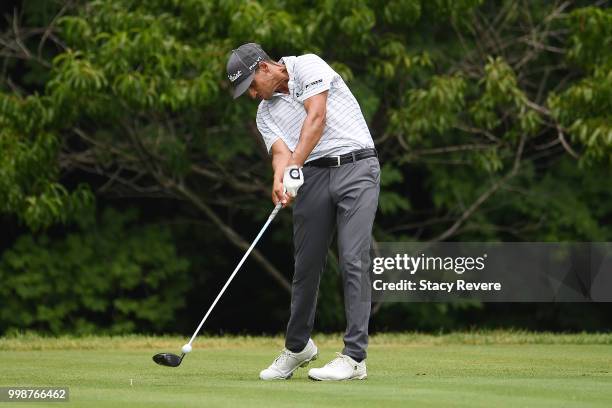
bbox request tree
[1,0,610,333]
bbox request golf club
[153,203,283,367]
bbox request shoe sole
[261,352,319,380]
[308,373,367,381]
[299,353,318,368]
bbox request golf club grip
[187,203,283,345]
[269,202,282,219]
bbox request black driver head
[153,352,185,367]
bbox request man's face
[247,62,276,101]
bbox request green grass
[1,332,611,407]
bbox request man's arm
[271,138,292,206]
[288,91,328,167]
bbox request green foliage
[391,74,466,144]
[500,159,611,241]
[382,0,421,26]
[548,69,612,164]
[465,56,543,142]
[548,7,612,165]
[425,0,484,20]
[0,0,514,232]
[378,163,411,215]
[0,208,190,334]
[566,6,612,70]
[1,0,611,335]
[0,127,93,230]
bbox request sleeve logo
[305,79,323,90]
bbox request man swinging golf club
[227,43,380,381]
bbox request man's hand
[283,165,304,198]
[272,178,292,207]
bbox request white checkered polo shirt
[255,54,374,163]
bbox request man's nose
[248,87,257,99]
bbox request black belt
[305,148,378,167]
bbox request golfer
[227,43,380,381]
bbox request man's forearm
[289,112,326,167]
[272,151,291,181]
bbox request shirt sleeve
[256,104,281,154]
[294,54,338,103]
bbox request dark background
[1,0,610,336]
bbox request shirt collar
[271,56,296,98]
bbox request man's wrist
[288,155,304,168]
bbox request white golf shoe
[259,339,318,380]
[308,352,367,381]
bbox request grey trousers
[285,156,380,361]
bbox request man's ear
[258,61,270,73]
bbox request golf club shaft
[187,203,283,346]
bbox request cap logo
[248,56,263,71]
[228,70,242,82]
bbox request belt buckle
[330,155,341,167]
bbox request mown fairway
[1,332,611,407]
